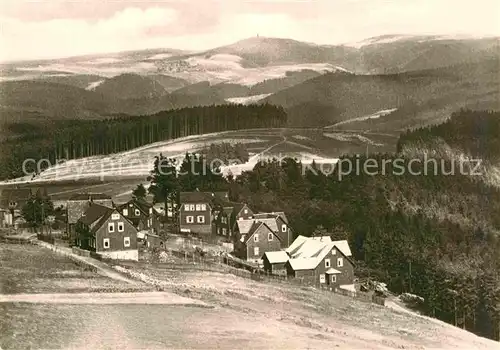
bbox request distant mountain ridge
[1,34,499,133]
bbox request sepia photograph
[0,0,499,348]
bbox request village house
[66,193,113,245]
[284,235,355,288]
[75,203,138,261]
[262,251,289,275]
[212,201,254,238]
[252,212,293,248]
[233,220,282,264]
[212,205,234,238]
[0,188,48,228]
[178,191,229,235]
[116,199,160,234]
[232,203,255,221]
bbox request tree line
[0,103,287,180]
[146,109,500,340]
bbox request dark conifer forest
[146,109,500,341]
[0,103,287,180]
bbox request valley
[1,30,500,348]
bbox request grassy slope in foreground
[0,241,498,349]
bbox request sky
[0,0,499,62]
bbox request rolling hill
[202,37,357,68]
[92,73,168,100]
[264,56,500,129]
[0,80,113,120]
[1,34,498,135]
[349,35,500,73]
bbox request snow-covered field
[4,53,342,86]
[0,128,351,184]
[225,93,272,105]
[85,79,105,90]
[325,108,398,128]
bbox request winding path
[0,292,209,306]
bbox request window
[222,228,227,236]
[184,204,191,211]
[281,224,287,232]
[195,204,202,211]
[189,204,195,211]
[103,238,110,249]
[254,247,259,257]
[108,223,115,233]
[149,208,153,214]
[268,233,273,241]
[123,209,128,216]
[332,248,337,255]
[197,216,205,223]
[134,209,141,216]
[337,258,344,267]
[244,209,248,214]
[129,204,133,207]
[325,259,331,268]
[111,213,120,220]
[221,217,226,224]
[201,204,207,211]
[186,216,194,223]
[254,234,259,242]
[331,275,337,283]
[124,237,130,247]
[319,274,326,284]
[118,222,124,232]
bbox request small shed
[262,251,289,276]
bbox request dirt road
[0,292,209,306]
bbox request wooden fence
[167,247,386,306]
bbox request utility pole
[409,260,412,293]
[41,199,45,235]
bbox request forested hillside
[0,104,287,180]
[265,57,500,128]
[398,109,500,163]
[153,109,500,340]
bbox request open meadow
[0,243,148,294]
[0,242,498,349]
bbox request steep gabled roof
[287,241,336,271]
[263,251,289,264]
[254,211,289,224]
[244,221,280,244]
[331,240,352,257]
[116,199,152,216]
[78,204,114,227]
[179,191,218,204]
[236,219,255,235]
[285,235,355,271]
[254,217,279,232]
[179,191,211,204]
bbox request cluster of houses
[67,193,162,261]
[0,187,355,288]
[178,190,355,288]
[0,188,162,261]
[0,187,49,228]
